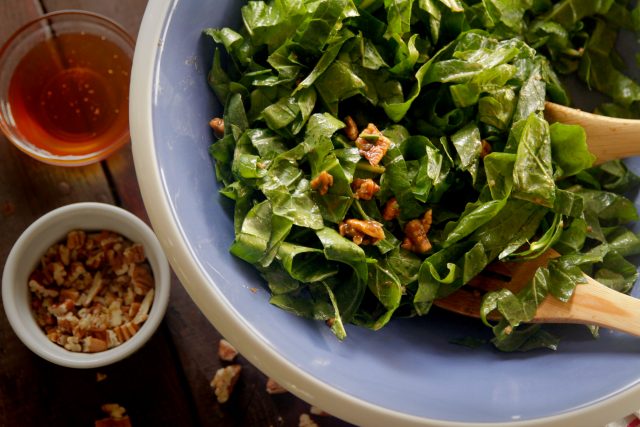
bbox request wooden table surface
[0,1,354,426]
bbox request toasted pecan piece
[343,116,359,141]
[209,117,224,138]
[401,210,433,254]
[210,365,242,403]
[310,170,334,196]
[339,219,385,245]
[382,197,400,221]
[355,123,391,166]
[266,377,288,394]
[218,339,239,362]
[351,178,379,200]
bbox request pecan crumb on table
[299,413,320,427]
[310,405,331,416]
[210,364,242,403]
[265,377,288,395]
[95,403,132,427]
[217,338,238,362]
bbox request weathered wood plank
[0,0,44,39]
[0,2,198,426]
[41,0,147,38]
[35,2,355,426]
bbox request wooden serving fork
[434,249,640,336]
[433,104,640,334]
[544,102,640,164]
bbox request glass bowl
[0,10,134,166]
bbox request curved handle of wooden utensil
[534,274,640,336]
[544,102,640,164]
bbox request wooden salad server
[434,248,640,336]
[544,101,640,164]
[432,104,640,333]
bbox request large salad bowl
[130,1,640,425]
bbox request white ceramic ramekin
[2,202,170,368]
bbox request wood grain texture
[0,1,355,426]
[544,101,640,164]
[41,0,147,38]
[0,0,44,40]
[100,140,354,427]
[534,274,640,336]
[0,2,195,427]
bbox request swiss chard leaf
[549,123,595,177]
[511,113,556,207]
[206,0,640,350]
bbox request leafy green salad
[205,0,640,351]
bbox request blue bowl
[130,1,640,425]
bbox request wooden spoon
[434,249,640,336]
[435,104,640,330]
[544,101,640,164]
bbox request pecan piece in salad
[310,170,334,195]
[351,178,380,200]
[355,123,391,166]
[480,139,492,158]
[339,219,385,245]
[401,210,433,254]
[343,115,359,141]
[209,117,224,138]
[382,197,400,221]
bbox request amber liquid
[8,32,131,156]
